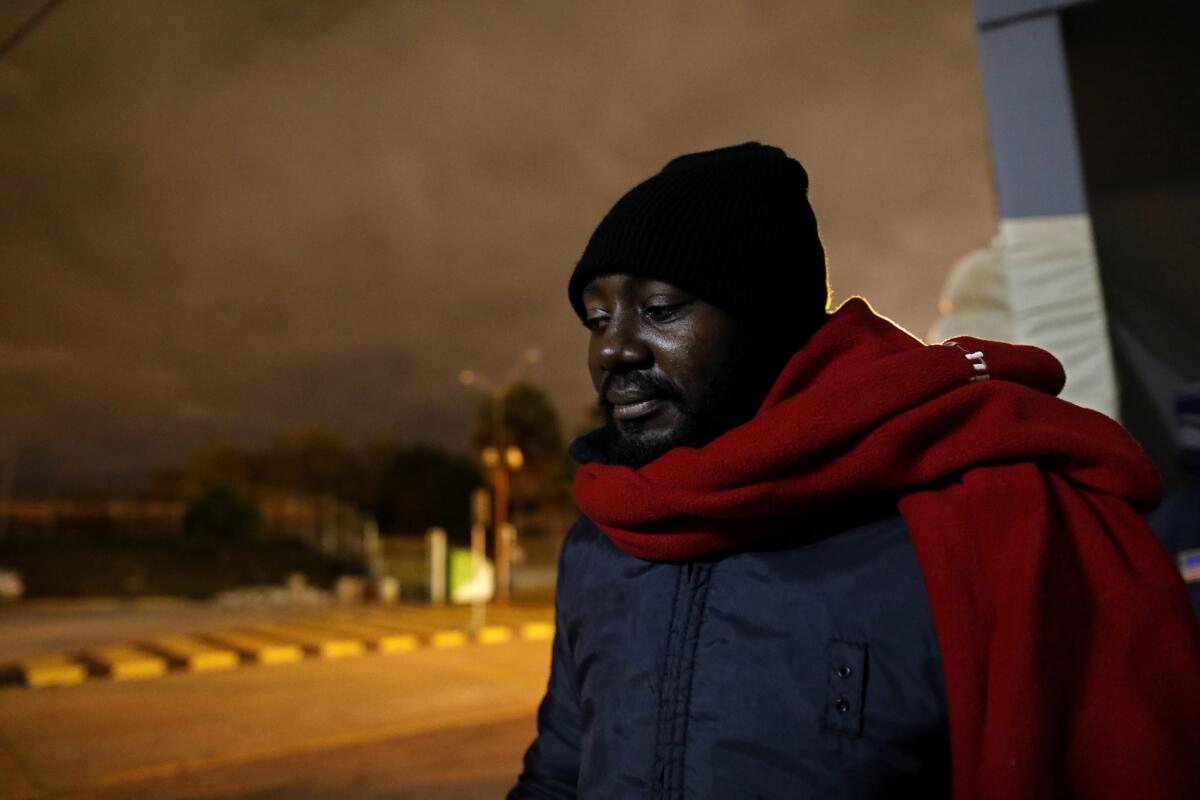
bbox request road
[0,606,552,799]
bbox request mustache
[597,370,684,408]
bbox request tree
[259,428,363,502]
[171,428,364,507]
[167,429,483,540]
[183,485,261,542]
[180,442,259,494]
[372,445,481,541]
[470,381,569,529]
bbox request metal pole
[364,519,383,577]
[492,389,505,448]
[426,526,446,605]
[492,389,510,603]
[459,350,540,612]
[500,522,517,601]
[470,521,487,631]
[493,465,510,603]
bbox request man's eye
[583,313,608,332]
[643,304,684,323]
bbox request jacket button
[835,697,851,713]
[836,664,853,679]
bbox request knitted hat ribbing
[568,142,829,329]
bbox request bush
[184,485,261,542]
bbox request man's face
[581,274,770,468]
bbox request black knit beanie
[568,142,829,332]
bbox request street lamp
[458,347,541,602]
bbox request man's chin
[603,424,688,469]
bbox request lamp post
[459,347,541,603]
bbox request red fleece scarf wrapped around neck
[575,298,1200,799]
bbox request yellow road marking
[298,619,418,654]
[345,611,468,648]
[204,630,302,665]
[472,608,555,640]
[476,625,514,645]
[8,604,553,692]
[86,645,167,681]
[517,622,555,641]
[429,630,468,648]
[401,604,553,631]
[20,655,87,688]
[342,604,556,645]
[148,635,238,672]
[249,623,365,660]
[377,605,554,642]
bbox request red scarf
[575,297,1200,799]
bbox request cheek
[586,339,604,391]
[665,333,744,404]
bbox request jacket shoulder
[555,516,621,615]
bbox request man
[509,143,1200,799]
[1149,384,1200,622]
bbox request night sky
[0,0,996,497]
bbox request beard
[597,340,781,469]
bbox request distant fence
[379,535,431,600]
[0,500,185,540]
[0,495,371,561]
[256,494,370,559]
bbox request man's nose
[596,314,651,372]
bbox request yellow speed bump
[250,623,365,660]
[86,645,167,681]
[386,606,515,644]
[21,655,87,688]
[148,635,238,672]
[353,611,468,649]
[303,617,418,654]
[392,608,517,645]
[361,606,505,645]
[516,622,555,641]
[204,629,302,666]
[469,607,555,641]
[475,625,514,645]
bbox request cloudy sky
[0,0,996,496]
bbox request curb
[7,605,554,690]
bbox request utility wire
[0,0,66,61]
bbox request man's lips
[610,397,664,421]
[606,388,670,421]
[604,381,678,423]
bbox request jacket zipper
[652,560,710,799]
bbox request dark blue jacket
[510,508,951,799]
[1148,473,1200,622]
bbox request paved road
[48,717,538,800]
[0,633,551,799]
